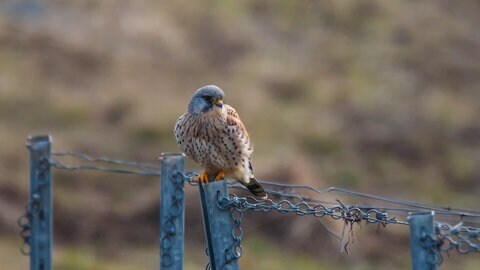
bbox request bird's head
[188,85,225,114]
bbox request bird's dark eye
[202,95,214,103]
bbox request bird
[174,85,267,199]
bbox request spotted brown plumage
[174,85,267,199]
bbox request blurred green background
[1,0,480,269]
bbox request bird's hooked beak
[213,98,223,108]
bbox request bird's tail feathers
[244,177,268,199]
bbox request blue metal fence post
[159,153,185,270]
[199,180,240,270]
[408,211,437,270]
[26,135,53,270]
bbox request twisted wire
[49,158,162,176]
[52,151,161,169]
[48,151,162,176]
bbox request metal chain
[222,201,244,269]
[213,194,404,269]
[217,194,406,226]
[416,223,480,269]
[181,171,200,186]
[436,223,480,254]
[18,200,37,255]
[160,167,185,267]
[18,157,50,255]
[420,232,443,268]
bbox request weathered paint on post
[27,135,53,270]
[408,211,437,270]
[199,180,239,270]
[159,153,185,270]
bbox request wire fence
[19,138,480,270]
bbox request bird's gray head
[188,85,225,114]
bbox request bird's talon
[199,171,209,184]
[214,170,225,181]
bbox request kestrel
[174,85,267,199]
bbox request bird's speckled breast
[174,109,252,178]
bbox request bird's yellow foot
[194,171,210,184]
[214,170,225,181]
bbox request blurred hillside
[1,0,480,269]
